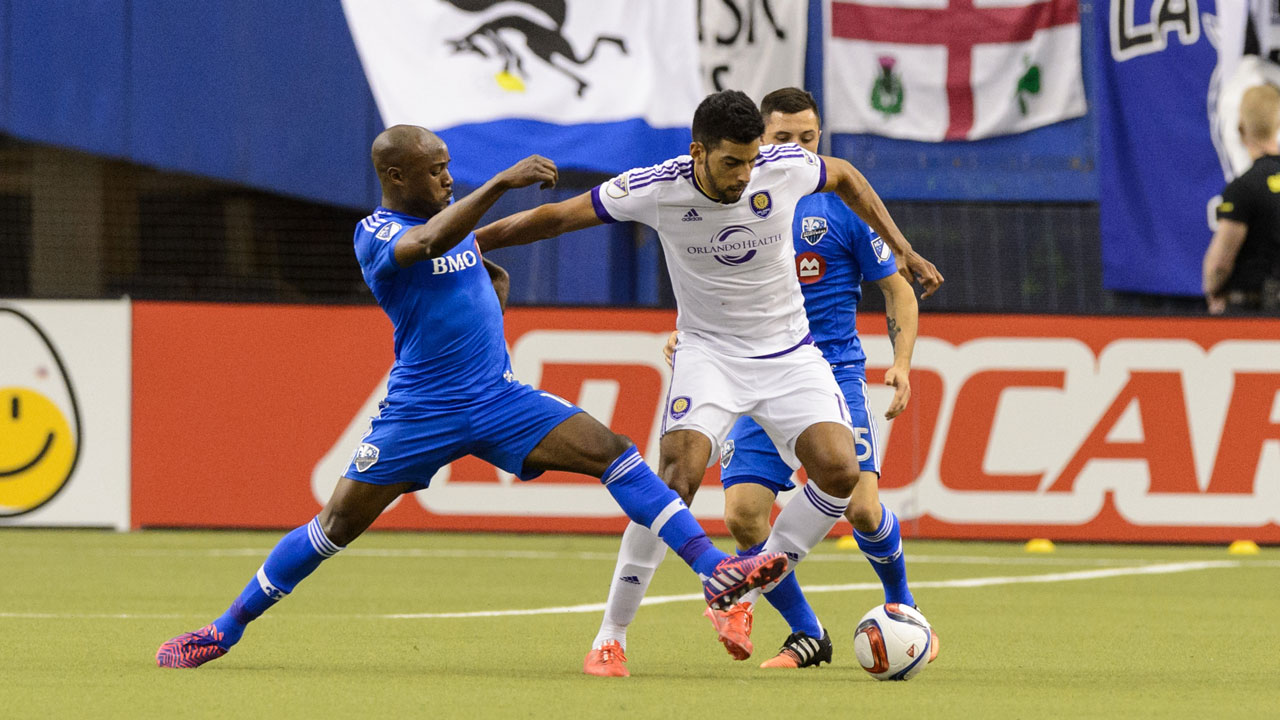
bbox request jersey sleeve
[838,203,897,282]
[357,220,410,282]
[800,147,827,195]
[592,166,664,228]
[1217,177,1253,224]
[757,144,826,196]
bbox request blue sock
[854,504,914,606]
[741,541,822,637]
[761,571,823,638]
[212,516,344,647]
[601,447,727,576]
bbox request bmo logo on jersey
[796,251,826,284]
[432,250,479,275]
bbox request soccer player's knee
[724,504,770,548]
[845,497,881,532]
[809,461,859,497]
[318,507,364,547]
[662,471,699,504]
[589,432,635,472]
[607,433,634,457]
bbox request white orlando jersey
[591,144,827,357]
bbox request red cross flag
[824,0,1086,141]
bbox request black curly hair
[691,90,765,150]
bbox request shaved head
[372,124,454,217]
[372,124,443,178]
[1240,85,1280,143]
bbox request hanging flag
[824,0,1086,141]
[1098,0,1231,295]
[341,0,703,186]
[699,0,809,100]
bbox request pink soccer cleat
[583,640,630,677]
[155,624,229,669]
[702,552,788,611]
[704,601,754,660]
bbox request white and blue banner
[342,0,704,186]
[1098,0,1256,295]
[699,0,808,101]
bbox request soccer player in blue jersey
[474,91,942,677]
[154,125,787,669]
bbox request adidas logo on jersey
[681,208,702,222]
[620,575,642,585]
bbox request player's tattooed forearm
[886,314,900,349]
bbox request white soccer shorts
[661,341,852,469]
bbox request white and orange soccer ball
[853,603,933,681]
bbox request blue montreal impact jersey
[353,207,511,410]
[792,193,898,365]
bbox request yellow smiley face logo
[0,387,77,516]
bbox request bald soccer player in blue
[155,125,786,669]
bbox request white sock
[592,521,668,650]
[762,482,850,585]
[739,588,763,606]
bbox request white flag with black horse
[343,0,704,185]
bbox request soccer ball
[853,603,933,681]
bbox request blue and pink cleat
[702,552,789,610]
[155,624,230,668]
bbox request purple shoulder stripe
[815,156,827,194]
[630,159,691,182]
[630,172,688,190]
[760,143,801,156]
[590,186,618,224]
[754,151,808,167]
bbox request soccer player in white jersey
[661,87,936,670]
[475,90,942,677]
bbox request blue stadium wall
[0,0,1097,303]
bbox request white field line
[0,560,1260,622]
[378,560,1239,619]
[4,546,1261,568]
[0,613,193,620]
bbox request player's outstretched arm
[483,257,511,313]
[820,156,945,298]
[876,270,918,420]
[395,155,558,267]
[474,192,604,252]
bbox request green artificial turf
[3,530,1277,719]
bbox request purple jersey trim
[814,157,828,194]
[590,186,618,224]
[759,143,800,158]
[748,332,815,359]
[630,168,693,190]
[630,160,691,182]
[754,151,808,167]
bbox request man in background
[1204,84,1280,314]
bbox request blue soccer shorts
[720,363,882,494]
[343,380,583,490]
